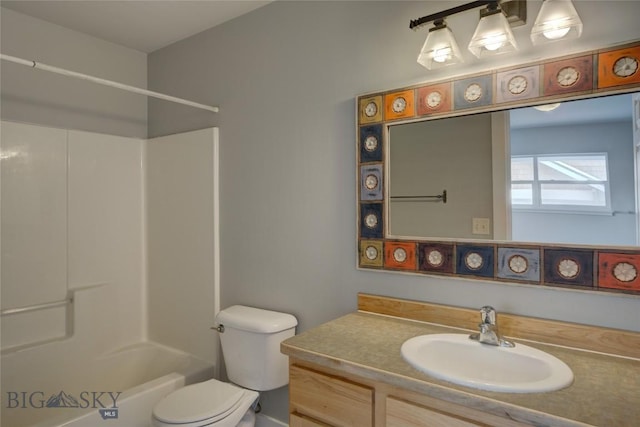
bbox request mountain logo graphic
[45,391,80,408]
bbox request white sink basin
[401,334,573,393]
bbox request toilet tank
[215,305,297,391]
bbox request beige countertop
[281,311,640,427]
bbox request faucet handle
[480,306,496,325]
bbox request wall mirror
[357,41,640,295]
[388,92,639,247]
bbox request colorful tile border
[416,83,452,116]
[543,248,594,288]
[359,240,383,268]
[453,74,494,110]
[359,164,383,201]
[496,66,540,104]
[456,244,495,278]
[384,90,415,121]
[358,240,640,295]
[497,247,541,283]
[542,55,593,96]
[359,124,383,163]
[356,40,640,296]
[359,203,383,239]
[418,243,454,274]
[598,45,640,89]
[598,252,640,292]
[384,241,417,271]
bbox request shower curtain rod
[0,53,219,113]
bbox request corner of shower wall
[146,128,219,367]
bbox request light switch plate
[472,218,491,235]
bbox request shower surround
[1,121,219,426]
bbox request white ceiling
[1,0,272,53]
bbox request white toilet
[151,305,298,427]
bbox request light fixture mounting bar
[410,0,526,30]
[410,0,495,30]
[499,0,527,27]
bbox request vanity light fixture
[411,1,527,70]
[417,19,464,69]
[468,2,518,58]
[530,0,583,45]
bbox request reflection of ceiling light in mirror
[468,5,517,58]
[533,103,562,112]
[417,20,464,70]
[531,0,583,45]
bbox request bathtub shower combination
[2,342,213,427]
[1,286,214,427]
[1,54,221,427]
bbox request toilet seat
[152,379,258,426]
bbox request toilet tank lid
[216,305,297,333]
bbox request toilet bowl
[152,379,259,427]
[151,305,297,427]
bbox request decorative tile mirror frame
[357,40,640,295]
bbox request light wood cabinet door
[386,396,487,427]
[290,413,332,427]
[289,364,374,427]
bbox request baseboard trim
[256,413,288,427]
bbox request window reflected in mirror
[511,154,610,211]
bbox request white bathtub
[1,341,214,427]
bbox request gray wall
[144,1,640,422]
[511,120,636,246]
[0,7,147,138]
[389,115,494,239]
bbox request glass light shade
[468,10,518,58]
[417,24,464,70]
[531,0,583,45]
[533,102,562,112]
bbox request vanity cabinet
[386,397,486,427]
[289,361,530,427]
[283,296,640,427]
[289,364,373,427]
[290,413,331,427]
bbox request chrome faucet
[469,306,514,348]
